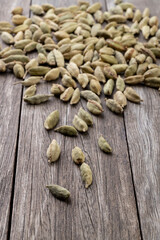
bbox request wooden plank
[0,1,30,239]
[10,0,141,239]
[106,0,160,239]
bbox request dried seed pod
[101,54,118,64]
[113,91,127,108]
[25,58,38,72]
[29,66,51,76]
[140,47,156,63]
[67,62,79,78]
[53,49,64,67]
[36,43,47,56]
[44,110,59,130]
[81,90,101,103]
[142,25,150,40]
[70,88,80,105]
[150,25,158,37]
[3,55,29,64]
[94,66,106,83]
[47,51,56,66]
[112,64,128,74]
[46,184,70,200]
[139,16,149,29]
[23,94,53,104]
[11,7,23,15]
[37,53,47,64]
[14,39,32,49]
[1,32,14,44]
[98,135,112,153]
[77,73,89,88]
[13,24,28,34]
[87,100,103,115]
[14,76,42,86]
[105,99,123,114]
[30,5,44,15]
[47,139,60,163]
[78,107,93,126]
[0,60,6,72]
[144,67,160,78]
[124,48,138,61]
[106,39,126,52]
[124,75,144,85]
[62,74,77,88]
[72,146,85,164]
[2,49,24,58]
[44,68,60,81]
[104,66,117,80]
[40,22,51,34]
[115,51,126,64]
[54,125,78,136]
[12,15,27,25]
[24,84,36,98]
[70,54,83,67]
[87,2,101,14]
[73,115,88,132]
[133,9,142,23]
[137,62,148,75]
[116,75,125,92]
[60,87,74,101]
[124,87,143,103]
[119,2,135,10]
[143,8,150,18]
[144,77,160,88]
[124,61,137,77]
[50,84,65,95]
[32,29,43,42]
[125,8,134,20]
[108,14,126,23]
[130,21,140,35]
[149,16,159,27]
[103,79,114,96]
[24,41,37,53]
[89,79,102,95]
[91,23,101,37]
[135,54,146,64]
[80,163,92,188]
[13,63,24,79]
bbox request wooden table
[0,0,160,239]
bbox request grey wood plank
[10,0,141,239]
[0,1,31,240]
[106,0,160,239]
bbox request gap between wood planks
[7,0,33,239]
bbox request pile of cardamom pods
[1,0,160,200]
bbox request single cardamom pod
[98,135,112,153]
[54,125,78,136]
[44,68,60,81]
[116,75,125,92]
[113,91,127,108]
[78,107,93,126]
[73,115,88,132]
[103,79,114,96]
[105,99,123,114]
[47,139,60,163]
[46,184,70,200]
[72,146,85,164]
[60,87,74,101]
[13,63,24,79]
[44,110,59,130]
[14,76,42,86]
[81,90,101,103]
[24,85,37,98]
[70,88,80,105]
[87,100,104,115]
[80,163,92,188]
[50,84,65,95]
[23,94,53,104]
[124,87,143,103]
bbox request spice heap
[1,0,160,200]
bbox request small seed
[105,99,123,114]
[70,88,80,105]
[103,79,114,96]
[46,184,70,200]
[98,135,112,153]
[113,91,127,108]
[54,125,78,136]
[81,90,101,103]
[72,146,85,165]
[47,139,60,163]
[80,163,92,188]
[44,110,59,130]
[87,100,103,115]
[24,85,37,98]
[23,94,53,104]
[78,107,93,126]
[124,87,143,103]
[60,87,74,101]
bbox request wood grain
[0,1,30,240]
[106,0,160,239]
[10,0,141,239]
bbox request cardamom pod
[72,146,85,164]
[80,163,92,188]
[47,139,60,163]
[46,184,70,200]
[98,135,112,153]
[54,125,78,136]
[44,110,59,130]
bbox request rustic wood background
[0,0,160,239]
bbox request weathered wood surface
[0,1,30,240]
[8,0,141,240]
[106,0,160,239]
